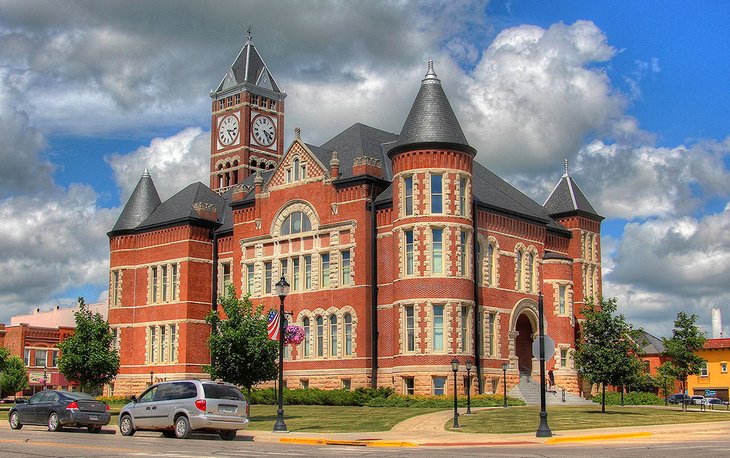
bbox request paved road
[2,424,730,457]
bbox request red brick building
[108,36,603,396]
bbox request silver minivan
[119,380,248,440]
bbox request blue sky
[0,0,728,338]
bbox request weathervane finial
[246,26,253,42]
[564,158,569,176]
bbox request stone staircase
[508,374,593,406]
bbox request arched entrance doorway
[515,314,534,375]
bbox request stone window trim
[555,344,574,371]
[457,174,471,218]
[401,174,415,218]
[296,306,357,360]
[271,201,320,237]
[481,305,501,358]
[426,301,452,354]
[547,280,574,319]
[460,304,473,354]
[110,269,123,308]
[400,303,419,354]
[147,262,181,305]
[145,322,180,365]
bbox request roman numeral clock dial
[218,115,239,146]
[252,115,276,147]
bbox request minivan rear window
[203,384,245,400]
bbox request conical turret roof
[388,61,473,157]
[544,160,602,219]
[110,170,162,234]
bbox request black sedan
[8,390,110,433]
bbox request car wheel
[88,426,102,433]
[162,430,176,438]
[48,412,63,432]
[219,430,237,441]
[119,415,136,436]
[9,411,22,430]
[174,415,191,439]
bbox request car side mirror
[130,395,137,403]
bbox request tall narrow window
[341,250,351,286]
[432,229,443,274]
[160,326,166,362]
[171,264,178,300]
[329,315,338,356]
[222,262,232,295]
[405,305,415,352]
[527,252,535,292]
[321,253,330,287]
[24,349,30,366]
[265,262,272,294]
[431,174,443,214]
[150,326,157,363]
[405,230,414,276]
[486,312,496,356]
[293,158,300,181]
[51,350,59,367]
[433,377,446,395]
[461,305,469,352]
[404,176,413,216]
[170,325,177,361]
[344,313,352,356]
[302,318,310,357]
[459,177,467,216]
[280,259,289,285]
[111,270,120,306]
[701,361,708,377]
[316,316,324,357]
[293,258,300,291]
[161,265,168,301]
[561,348,568,368]
[303,255,312,289]
[404,377,415,395]
[460,231,468,276]
[152,267,159,303]
[487,243,495,287]
[433,305,444,351]
[246,264,254,295]
[516,250,523,291]
[476,242,483,284]
[559,285,566,314]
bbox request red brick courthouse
[108,35,603,396]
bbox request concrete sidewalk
[240,407,730,448]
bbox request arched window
[487,243,495,286]
[329,315,337,356]
[281,211,312,235]
[293,158,300,181]
[476,242,483,284]
[316,316,324,357]
[527,252,534,292]
[344,313,352,356]
[302,317,310,357]
[516,249,523,291]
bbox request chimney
[192,202,218,222]
[712,307,722,338]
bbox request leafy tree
[573,297,643,412]
[58,297,120,392]
[1,356,29,396]
[0,347,9,372]
[662,312,706,412]
[205,285,278,404]
[655,361,677,406]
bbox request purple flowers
[284,325,305,345]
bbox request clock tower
[209,32,286,192]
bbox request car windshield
[202,384,245,400]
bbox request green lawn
[452,405,730,434]
[246,405,441,432]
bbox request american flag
[267,310,280,341]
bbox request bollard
[562,388,566,403]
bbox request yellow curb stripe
[545,432,652,444]
[367,441,419,447]
[279,437,327,445]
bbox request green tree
[0,347,9,372]
[1,356,29,396]
[205,286,278,404]
[662,311,706,412]
[58,297,120,392]
[655,361,677,406]
[573,297,644,412]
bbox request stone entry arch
[509,298,539,376]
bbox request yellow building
[686,338,730,401]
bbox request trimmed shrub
[591,391,664,406]
[96,395,133,404]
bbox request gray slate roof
[318,123,398,179]
[136,182,226,231]
[544,172,601,219]
[388,62,472,156]
[216,37,281,93]
[110,170,161,233]
[635,330,665,355]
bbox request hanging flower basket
[284,325,305,345]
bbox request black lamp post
[43,365,48,390]
[149,370,154,386]
[273,276,290,433]
[536,291,553,437]
[465,359,472,415]
[501,362,509,408]
[451,358,460,429]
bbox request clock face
[218,115,239,146]
[252,115,276,147]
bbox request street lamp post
[465,360,472,415]
[149,371,154,386]
[536,291,553,437]
[43,365,48,390]
[451,358,460,429]
[273,276,290,433]
[501,362,509,408]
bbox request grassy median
[452,405,730,434]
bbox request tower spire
[564,158,569,176]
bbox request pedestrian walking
[548,369,555,391]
